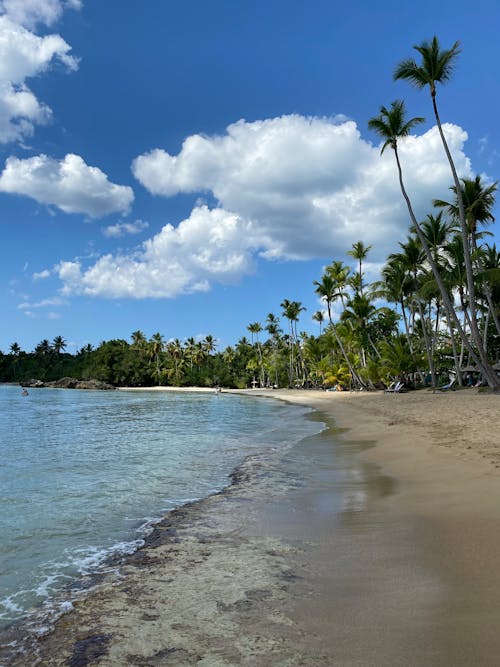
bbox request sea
[0,385,322,636]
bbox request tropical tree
[52,335,67,355]
[9,342,21,355]
[312,310,325,335]
[394,36,500,389]
[313,274,365,388]
[247,322,264,387]
[149,332,165,384]
[368,100,497,387]
[347,241,372,296]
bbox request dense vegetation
[2,37,500,391]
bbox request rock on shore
[22,377,116,390]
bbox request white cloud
[0,11,78,142]
[102,219,149,238]
[56,206,257,298]
[33,268,50,279]
[0,153,134,216]
[132,115,472,262]
[0,0,81,29]
[59,114,474,299]
[18,296,67,309]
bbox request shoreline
[3,387,500,665]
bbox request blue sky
[2,0,500,354]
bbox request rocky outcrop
[21,377,116,390]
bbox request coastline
[3,387,500,665]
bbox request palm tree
[9,342,21,355]
[52,335,67,355]
[434,176,497,251]
[394,37,499,389]
[476,244,500,341]
[326,261,350,308]
[35,339,51,356]
[313,275,365,388]
[368,100,496,386]
[347,241,372,296]
[149,332,165,384]
[247,322,264,387]
[280,299,306,386]
[312,310,325,335]
[202,335,217,356]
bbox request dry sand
[3,387,500,666]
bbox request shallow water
[0,385,321,630]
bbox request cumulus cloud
[0,153,134,216]
[59,114,474,298]
[0,3,79,142]
[132,115,472,262]
[56,206,257,298]
[102,219,149,238]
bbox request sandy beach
[3,387,500,666]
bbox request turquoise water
[0,385,320,630]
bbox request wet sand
[3,387,500,666]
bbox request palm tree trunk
[431,95,500,389]
[417,300,436,387]
[326,304,366,389]
[393,145,499,388]
[484,285,500,339]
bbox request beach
[4,387,500,666]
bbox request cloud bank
[0,153,134,216]
[58,114,473,298]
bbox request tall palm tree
[326,261,350,308]
[312,310,325,335]
[280,299,306,386]
[394,37,499,389]
[149,332,165,384]
[434,176,497,251]
[347,241,372,296]
[368,100,496,386]
[313,274,365,388]
[247,322,264,387]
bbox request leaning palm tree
[394,37,499,389]
[313,274,365,388]
[368,100,498,387]
[434,175,497,265]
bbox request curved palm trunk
[431,95,500,389]
[326,303,366,389]
[484,285,500,339]
[393,145,499,387]
[400,298,425,383]
[417,299,436,387]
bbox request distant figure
[21,388,29,396]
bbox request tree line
[1,37,499,391]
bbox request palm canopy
[394,36,461,96]
[368,100,424,153]
[434,176,497,242]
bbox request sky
[2,0,500,354]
